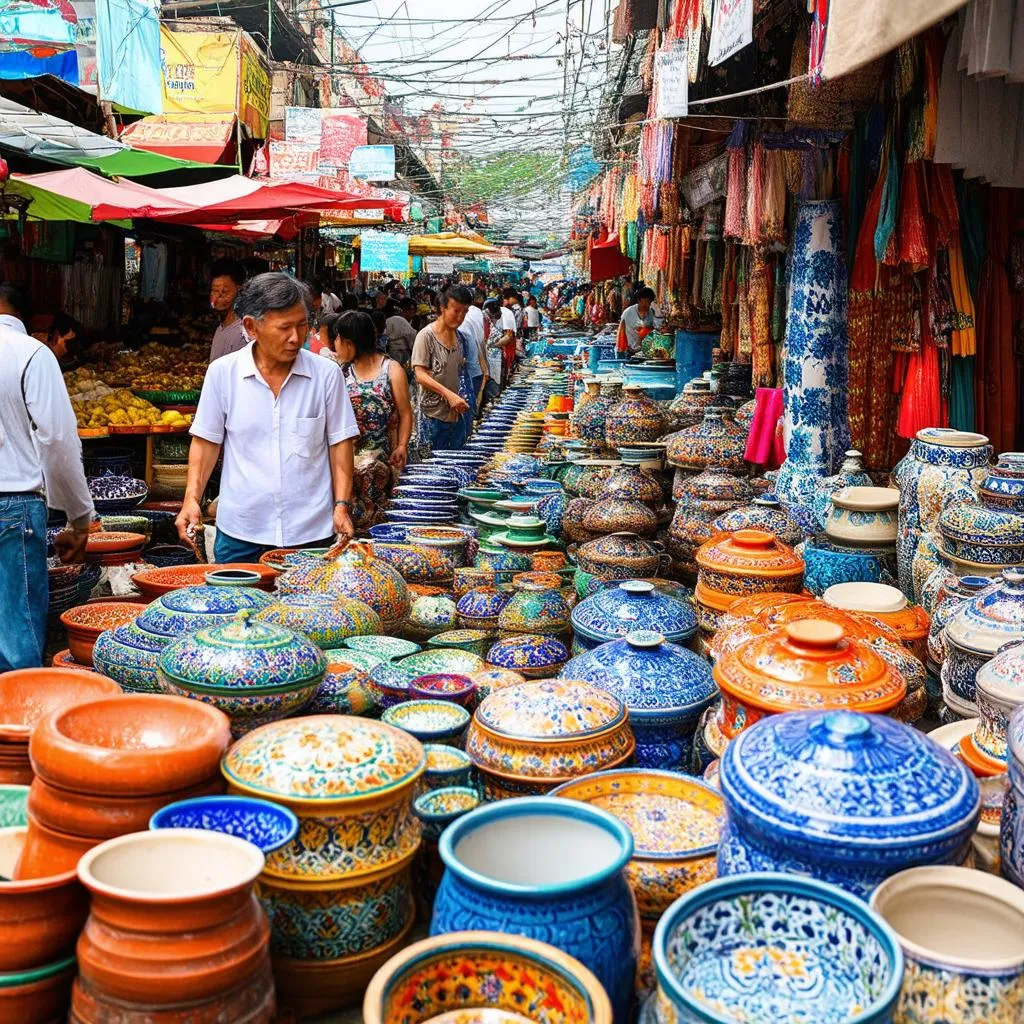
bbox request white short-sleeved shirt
[191,342,359,546]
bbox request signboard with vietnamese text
[159,25,237,115]
[360,231,409,272]
[269,140,319,182]
[349,144,395,181]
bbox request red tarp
[589,231,633,282]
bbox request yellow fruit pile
[160,409,192,429]
[71,389,163,429]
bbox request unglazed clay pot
[871,866,1024,1024]
[73,829,273,1013]
[430,797,640,1023]
[0,669,122,745]
[0,955,76,1024]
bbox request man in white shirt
[620,286,657,353]
[460,290,488,411]
[0,285,94,669]
[177,274,360,563]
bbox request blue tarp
[95,0,161,114]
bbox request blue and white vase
[430,796,640,1023]
[774,200,851,506]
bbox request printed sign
[319,111,367,171]
[424,256,456,275]
[285,106,322,146]
[360,230,409,272]
[349,144,395,181]
[655,41,689,119]
[269,140,319,181]
[159,26,237,115]
[708,0,753,67]
[239,33,270,138]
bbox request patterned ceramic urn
[464,678,634,800]
[665,409,746,472]
[892,428,992,600]
[255,593,381,650]
[570,580,698,652]
[712,496,806,547]
[717,710,980,898]
[606,385,668,445]
[222,715,423,993]
[939,485,1024,567]
[599,461,664,509]
[572,380,622,447]
[668,378,718,429]
[581,497,659,537]
[576,532,666,580]
[496,571,571,637]
[561,631,716,770]
[157,612,325,737]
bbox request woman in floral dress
[328,311,412,531]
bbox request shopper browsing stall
[208,259,248,363]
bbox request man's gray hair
[235,272,311,320]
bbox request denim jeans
[0,494,48,670]
[423,415,467,451]
[214,530,334,564]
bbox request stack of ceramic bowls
[221,715,424,1019]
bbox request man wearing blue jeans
[176,274,359,564]
[0,286,94,670]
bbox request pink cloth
[744,387,785,467]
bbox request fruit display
[69,387,163,430]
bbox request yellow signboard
[239,33,271,139]
[159,26,238,116]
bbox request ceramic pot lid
[946,569,1024,656]
[713,620,906,715]
[830,486,898,511]
[915,427,989,448]
[974,640,1024,706]
[159,612,326,690]
[721,709,980,853]
[137,585,273,637]
[939,501,1024,546]
[676,467,753,504]
[222,714,425,802]
[474,678,626,742]
[696,529,804,580]
[560,631,716,717]
[570,580,698,643]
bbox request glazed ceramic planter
[430,797,640,1023]
[485,633,569,680]
[420,744,473,792]
[577,532,666,580]
[497,571,571,636]
[651,872,903,1024]
[571,580,697,650]
[718,710,980,898]
[465,679,634,798]
[92,620,170,694]
[412,786,479,842]
[255,592,381,649]
[666,410,746,472]
[75,829,270,1006]
[927,574,992,669]
[363,930,613,1024]
[561,632,716,770]
[798,535,896,597]
[823,582,930,661]
[939,498,1024,566]
[871,866,1024,1024]
[157,613,325,737]
[825,486,899,547]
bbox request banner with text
[424,256,456,275]
[159,25,237,116]
[239,32,270,138]
[708,0,753,67]
[360,231,409,272]
[349,144,395,181]
[654,41,689,119]
[269,140,319,182]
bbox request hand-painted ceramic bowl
[562,632,716,771]
[485,634,569,680]
[430,797,639,1022]
[412,786,480,842]
[342,634,420,661]
[203,567,263,587]
[651,873,903,1024]
[157,613,325,737]
[367,524,409,544]
[718,710,981,898]
[59,602,148,666]
[825,486,899,546]
[871,866,1024,1024]
[421,744,473,792]
[256,592,381,650]
[571,580,698,651]
[222,715,424,884]
[466,679,634,799]
[308,649,380,716]
[393,649,485,681]
[497,572,572,636]
[456,586,512,630]
[136,585,273,639]
[382,700,471,746]
[149,794,299,854]
[362,930,613,1024]
[425,630,496,661]
[409,673,477,707]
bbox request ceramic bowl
[149,794,300,854]
[409,673,477,707]
[132,565,277,600]
[308,650,380,716]
[0,827,87,971]
[0,954,77,1021]
[59,601,148,667]
[825,486,899,547]
[342,634,421,661]
[362,930,613,1024]
[652,873,903,1024]
[421,744,473,791]
[412,785,480,842]
[425,630,496,660]
[382,700,471,746]
[204,568,264,588]
[871,866,1024,1024]
[0,669,122,743]
[368,524,409,544]
[87,475,147,513]
[394,649,486,681]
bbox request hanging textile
[749,250,774,388]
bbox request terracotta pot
[59,603,148,667]
[0,826,88,971]
[75,829,269,1006]
[29,695,231,797]
[15,812,98,879]
[28,774,224,840]
[0,758,33,786]
[0,670,122,744]
[695,528,805,598]
[0,957,76,1024]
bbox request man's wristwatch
[334,499,352,510]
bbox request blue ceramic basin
[149,795,299,853]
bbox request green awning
[76,148,223,177]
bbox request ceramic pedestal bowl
[430,796,639,1023]
[648,873,903,1024]
[59,602,148,666]
[871,866,1024,1024]
[393,648,486,681]
[149,794,299,854]
[363,930,613,1024]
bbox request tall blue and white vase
[775,200,851,507]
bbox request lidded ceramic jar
[456,585,511,630]
[927,573,992,670]
[979,451,1024,511]
[276,543,411,631]
[158,612,326,737]
[938,494,1024,566]
[823,582,930,662]
[712,620,907,746]
[485,633,569,679]
[570,580,697,652]
[606,384,668,445]
[672,465,752,506]
[718,709,981,897]
[599,461,664,509]
[825,486,899,547]
[581,497,658,537]
[577,459,621,500]
[807,449,873,529]
[665,408,746,472]
[464,678,635,800]
[571,380,621,445]
[668,378,717,429]
[712,496,806,547]
[136,585,273,639]
[497,571,571,637]
[92,619,171,694]
[943,568,1024,707]
[560,631,716,770]
[576,532,665,580]
[255,592,381,650]
[961,641,1024,771]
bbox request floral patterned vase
[774,200,852,507]
[606,385,668,445]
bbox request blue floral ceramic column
[775,200,852,506]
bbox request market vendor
[31,312,79,363]
[177,273,360,562]
[208,259,248,363]
[618,286,657,354]
[0,285,94,671]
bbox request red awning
[589,231,633,283]
[120,115,237,165]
